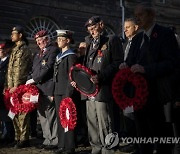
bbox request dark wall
[0,0,122,43]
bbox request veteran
[26,30,59,150]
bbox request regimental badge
[101,44,107,51]
[89,19,92,24]
[97,57,102,63]
[41,60,47,66]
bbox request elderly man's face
[134,5,155,31]
[36,37,48,50]
[0,48,4,58]
[87,23,102,39]
[0,48,8,59]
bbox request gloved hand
[26,79,35,85]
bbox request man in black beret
[5,25,32,148]
[85,16,102,28]
[83,16,124,154]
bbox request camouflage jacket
[6,41,32,88]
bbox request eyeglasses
[57,37,67,42]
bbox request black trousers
[30,109,37,136]
[134,103,173,154]
[54,95,75,150]
[173,107,180,154]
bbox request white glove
[26,79,35,85]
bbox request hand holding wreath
[4,84,39,114]
[59,97,77,132]
[112,68,148,110]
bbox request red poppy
[152,32,158,38]
[112,68,148,110]
[4,84,39,114]
[59,97,77,131]
[69,63,99,97]
[98,50,103,57]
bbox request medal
[41,60,46,66]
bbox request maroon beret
[0,43,5,49]
[34,30,48,39]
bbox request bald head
[134,3,156,31]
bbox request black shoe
[44,145,58,150]
[9,140,19,147]
[120,143,137,153]
[30,133,37,139]
[36,144,47,149]
[2,138,15,146]
[63,149,75,154]
[53,147,65,154]
[15,140,30,148]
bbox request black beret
[85,16,102,28]
[12,25,25,34]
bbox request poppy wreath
[112,68,148,110]
[69,63,99,97]
[59,97,77,131]
[4,84,39,114]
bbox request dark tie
[124,40,132,60]
[39,50,43,57]
[141,34,149,51]
[92,38,99,49]
[138,34,150,64]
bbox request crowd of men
[0,2,180,154]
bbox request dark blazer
[54,52,77,97]
[0,57,9,88]
[127,24,178,79]
[29,43,59,96]
[84,32,124,101]
[0,57,9,109]
[126,23,179,109]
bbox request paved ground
[0,138,132,154]
[0,119,133,154]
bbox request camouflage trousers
[13,112,30,141]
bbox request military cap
[0,43,5,49]
[12,25,25,34]
[34,30,48,39]
[56,30,74,38]
[56,30,74,44]
[85,16,102,28]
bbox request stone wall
[0,0,179,44]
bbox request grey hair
[125,18,138,25]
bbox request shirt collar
[1,56,8,62]
[144,23,156,37]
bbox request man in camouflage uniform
[6,25,32,148]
